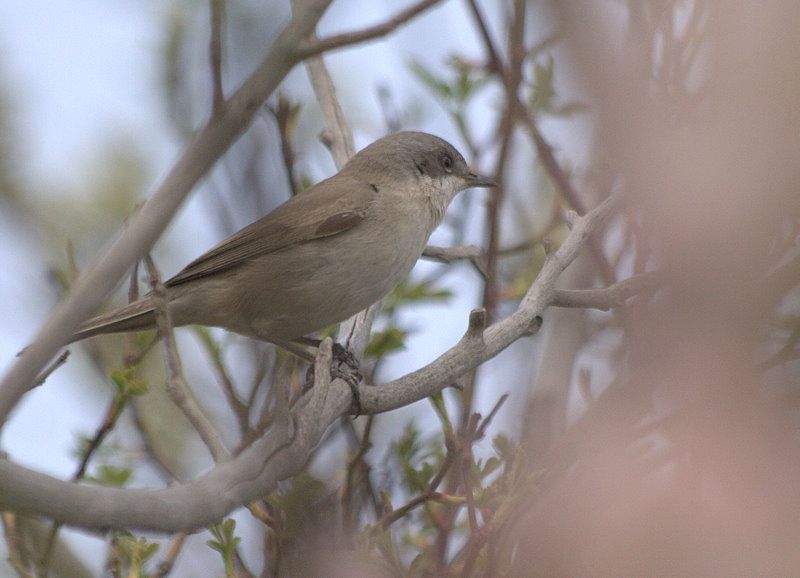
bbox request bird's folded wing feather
[166,174,376,287]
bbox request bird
[71,131,495,353]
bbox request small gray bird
[72,131,494,349]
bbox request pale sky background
[0,1,592,574]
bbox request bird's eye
[440,153,454,172]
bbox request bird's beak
[464,170,496,188]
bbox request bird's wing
[166,174,377,287]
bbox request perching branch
[0,0,444,432]
[0,192,621,534]
[357,192,620,415]
[145,256,230,463]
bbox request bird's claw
[303,342,362,415]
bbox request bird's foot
[300,339,362,415]
[332,364,362,416]
[331,343,362,415]
[331,343,360,374]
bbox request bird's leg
[295,336,362,415]
[270,337,316,363]
[294,337,360,374]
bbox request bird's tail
[71,298,157,342]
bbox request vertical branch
[269,94,301,196]
[458,0,526,426]
[305,55,355,169]
[209,0,225,114]
[144,257,230,463]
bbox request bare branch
[305,52,354,168]
[357,193,621,415]
[303,32,380,360]
[193,328,250,438]
[551,272,661,311]
[298,0,443,58]
[516,105,618,286]
[423,244,487,277]
[0,193,619,533]
[145,256,230,463]
[422,244,482,263]
[153,533,188,578]
[209,0,225,113]
[1,513,34,578]
[0,0,334,429]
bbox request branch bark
[551,272,660,311]
[0,192,620,533]
[357,193,620,414]
[0,0,334,430]
[0,0,445,431]
[297,0,443,58]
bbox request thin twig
[209,0,225,114]
[341,415,380,536]
[516,105,618,286]
[378,450,456,529]
[422,244,482,263]
[0,0,330,429]
[144,256,230,463]
[550,272,661,311]
[305,53,354,168]
[39,372,131,573]
[152,533,188,578]
[193,328,250,437]
[0,192,620,537]
[469,0,618,290]
[445,6,525,562]
[268,94,301,195]
[423,244,487,277]
[298,0,443,58]
[475,393,509,440]
[2,513,33,578]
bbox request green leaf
[364,326,408,358]
[409,60,453,99]
[115,534,159,574]
[110,366,148,396]
[208,518,241,576]
[394,422,422,464]
[384,280,452,314]
[481,456,502,478]
[86,465,132,487]
[492,434,514,463]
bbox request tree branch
[209,0,225,114]
[551,272,661,311]
[302,33,380,360]
[304,51,354,168]
[0,0,334,429]
[0,193,619,533]
[357,193,620,415]
[145,256,230,463]
[297,0,443,58]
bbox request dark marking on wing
[165,175,377,287]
